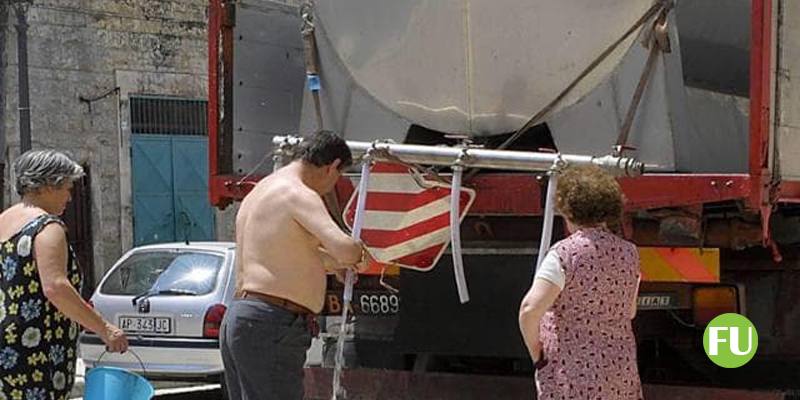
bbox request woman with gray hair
[0,150,128,399]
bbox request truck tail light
[692,286,739,326]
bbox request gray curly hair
[13,150,84,196]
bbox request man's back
[220,131,362,400]
[235,168,328,312]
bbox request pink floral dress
[536,228,642,399]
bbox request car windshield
[100,250,224,296]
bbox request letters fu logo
[703,313,758,368]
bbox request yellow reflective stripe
[640,247,683,281]
[639,247,720,283]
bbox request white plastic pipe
[345,161,372,302]
[332,159,371,400]
[450,164,470,303]
[536,169,559,269]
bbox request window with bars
[130,96,207,136]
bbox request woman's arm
[35,224,129,353]
[518,278,561,362]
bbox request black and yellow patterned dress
[0,214,82,400]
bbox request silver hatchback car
[79,242,236,382]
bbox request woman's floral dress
[536,227,643,399]
[0,214,81,400]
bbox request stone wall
[0,0,230,281]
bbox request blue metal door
[172,137,215,242]
[132,135,215,246]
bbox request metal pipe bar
[272,136,644,176]
[15,4,31,153]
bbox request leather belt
[239,290,314,316]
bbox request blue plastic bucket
[84,355,155,400]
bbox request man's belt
[239,290,314,316]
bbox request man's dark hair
[299,130,353,170]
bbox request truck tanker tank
[298,0,749,173]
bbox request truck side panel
[776,0,800,181]
[233,1,305,177]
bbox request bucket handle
[96,349,148,376]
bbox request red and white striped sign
[342,162,476,272]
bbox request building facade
[0,0,236,289]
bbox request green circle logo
[703,313,758,368]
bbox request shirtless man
[220,131,370,400]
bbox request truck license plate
[324,292,399,316]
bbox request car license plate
[119,316,172,334]
[324,291,399,316]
